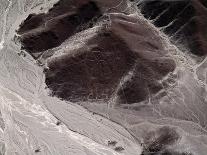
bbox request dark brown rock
[17,1,102,57]
[139,0,207,56]
[17,0,176,104]
[45,32,137,102]
[142,126,181,154]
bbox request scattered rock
[114,146,125,152]
[107,140,117,146]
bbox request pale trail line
[0,0,12,50]
[193,56,207,89]
[0,84,124,155]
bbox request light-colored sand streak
[0,0,12,50]
[0,84,131,155]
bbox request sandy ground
[0,0,207,155]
